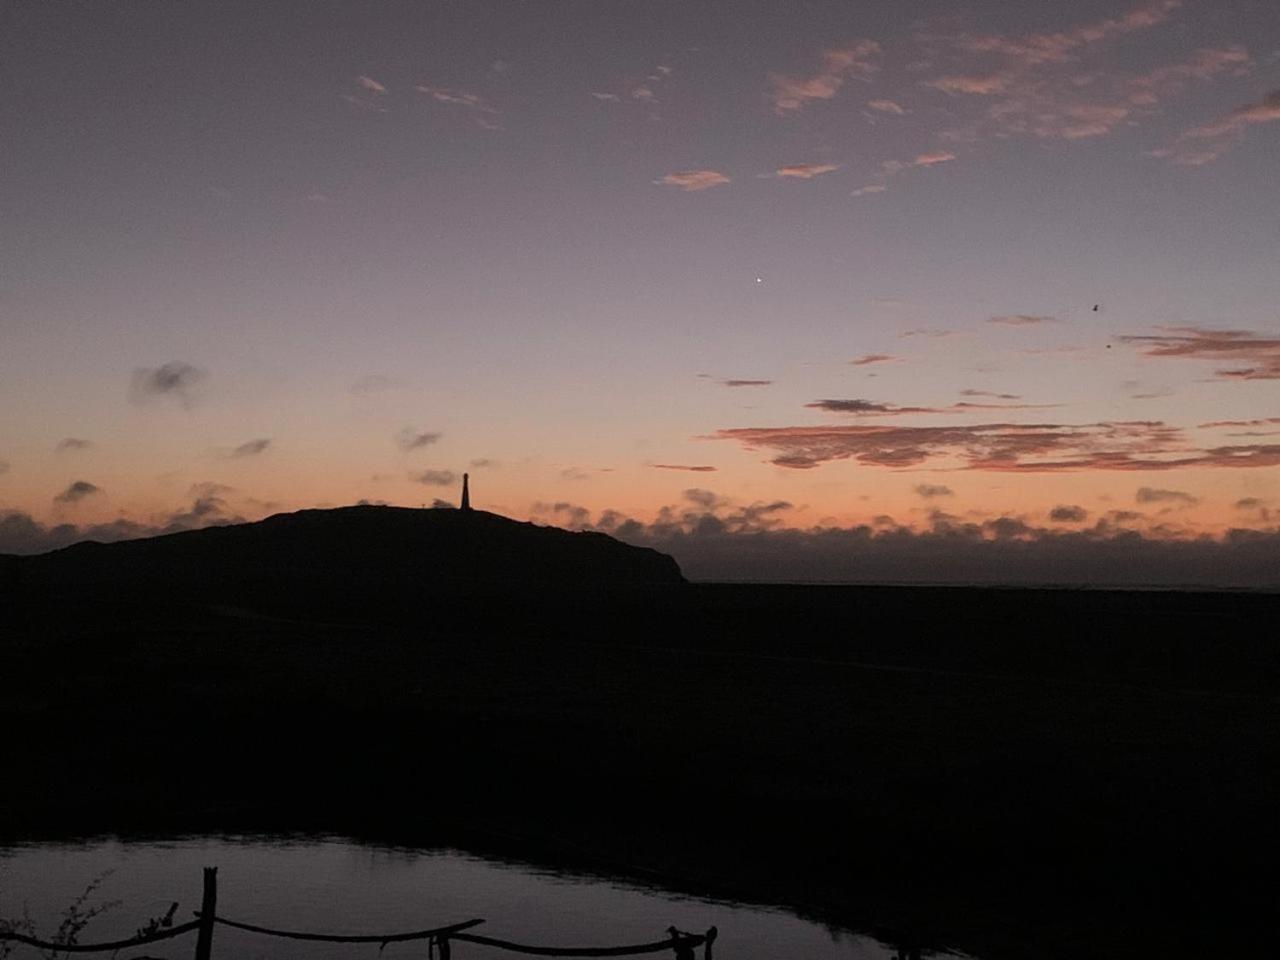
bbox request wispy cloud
[921,2,1250,144]
[712,419,1280,472]
[351,374,397,394]
[55,438,93,453]
[396,428,442,451]
[774,163,842,179]
[655,169,731,191]
[805,398,1055,416]
[230,438,272,458]
[652,463,718,472]
[854,150,957,196]
[769,41,881,113]
[1199,417,1280,429]
[721,379,773,388]
[414,85,500,114]
[356,75,387,95]
[850,354,899,366]
[54,480,102,504]
[1119,326,1280,380]
[129,362,206,409]
[1151,89,1280,165]
[412,469,456,486]
[867,99,906,114]
[415,85,501,127]
[990,314,1057,326]
[907,150,956,167]
[961,389,1022,400]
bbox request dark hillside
[2,506,684,616]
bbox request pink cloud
[768,40,881,113]
[656,169,731,191]
[652,464,718,472]
[711,418,1280,472]
[1119,326,1280,379]
[414,86,501,115]
[922,3,1250,145]
[910,150,956,166]
[775,163,842,179]
[850,354,899,366]
[1151,89,1280,165]
[867,99,907,114]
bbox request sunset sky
[2,1,1278,580]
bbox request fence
[0,868,718,960]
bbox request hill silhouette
[3,505,684,614]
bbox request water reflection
[0,837,973,960]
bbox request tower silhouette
[460,472,471,511]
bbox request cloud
[804,398,1056,416]
[414,86,500,115]
[0,484,249,555]
[411,470,457,486]
[54,480,102,504]
[775,163,842,179]
[351,374,397,394]
[531,490,1280,588]
[851,354,899,366]
[397,428,442,451]
[721,379,773,388]
[1152,89,1280,165]
[162,482,243,532]
[1200,418,1280,429]
[851,184,887,197]
[712,419,1280,472]
[356,76,387,94]
[1136,486,1199,505]
[470,458,498,469]
[129,362,207,409]
[655,170,731,192]
[230,438,272,458]
[990,314,1056,326]
[1118,326,1280,380]
[914,484,954,498]
[55,438,93,453]
[867,99,906,114]
[769,40,881,113]
[961,389,1022,400]
[909,150,956,167]
[1049,504,1088,522]
[531,500,593,529]
[922,3,1249,144]
[652,464,718,472]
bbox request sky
[2,0,1279,583]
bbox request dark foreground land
[2,528,1278,958]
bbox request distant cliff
[2,506,684,616]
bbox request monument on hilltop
[460,472,471,511]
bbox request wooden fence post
[194,867,217,960]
